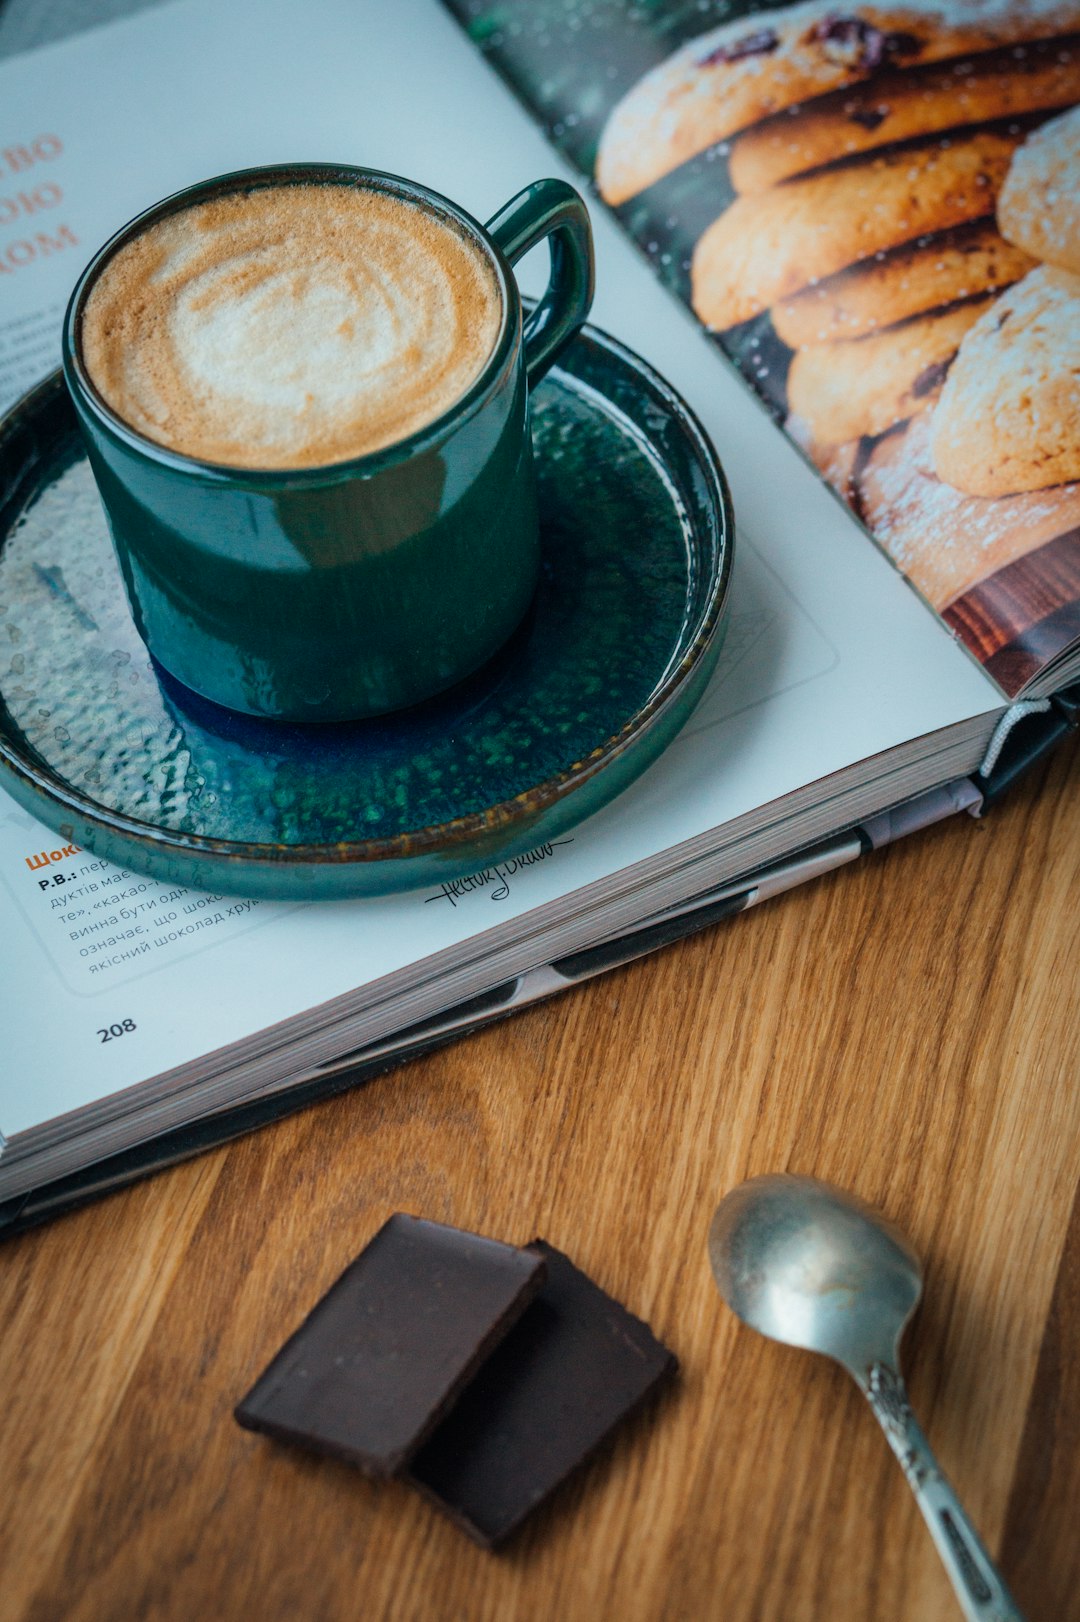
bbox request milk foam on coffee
[80,183,503,468]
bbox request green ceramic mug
[61,163,594,721]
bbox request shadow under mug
[61,164,594,721]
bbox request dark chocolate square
[407,1240,677,1546]
[235,1214,546,1475]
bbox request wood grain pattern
[1001,1179,1080,1621]
[2,733,1079,1622]
[943,527,1080,689]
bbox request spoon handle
[863,1363,1025,1622]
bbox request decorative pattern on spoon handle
[865,1363,1026,1622]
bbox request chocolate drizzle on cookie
[848,103,890,129]
[912,355,956,398]
[808,15,922,73]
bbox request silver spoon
[708,1175,1024,1622]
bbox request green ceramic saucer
[0,323,733,899]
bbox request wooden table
[2,731,1079,1622]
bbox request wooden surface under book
[2,732,1080,1622]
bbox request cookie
[931,265,1080,494]
[998,101,1080,269]
[729,35,1080,193]
[858,408,1080,604]
[691,131,1018,330]
[787,297,992,442]
[595,0,1080,203]
[772,220,1036,345]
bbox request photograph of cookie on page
[600,0,1080,680]
[450,0,1080,693]
[822,103,1080,686]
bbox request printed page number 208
[98,1019,137,1043]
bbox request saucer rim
[0,323,733,874]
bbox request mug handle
[486,179,595,386]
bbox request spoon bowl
[708,1174,922,1377]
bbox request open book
[466,0,1080,701]
[0,0,1076,1227]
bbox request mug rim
[61,161,521,486]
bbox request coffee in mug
[80,183,504,470]
[63,164,594,722]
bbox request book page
[0,0,998,1143]
[450,0,1080,697]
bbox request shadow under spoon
[708,1174,1024,1622]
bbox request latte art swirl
[80,184,503,468]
